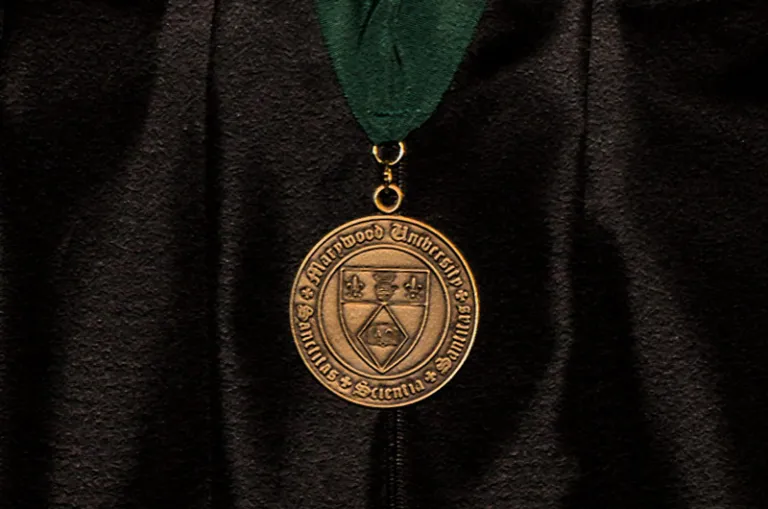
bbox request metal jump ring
[372,141,406,166]
[373,183,404,214]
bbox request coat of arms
[339,268,430,373]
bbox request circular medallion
[290,215,479,408]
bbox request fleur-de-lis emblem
[404,275,424,300]
[344,273,365,299]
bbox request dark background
[1,0,767,507]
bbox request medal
[291,143,479,407]
[291,1,485,407]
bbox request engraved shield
[339,268,430,373]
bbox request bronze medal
[290,213,479,408]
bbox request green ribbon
[316,0,486,145]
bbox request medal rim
[290,214,480,408]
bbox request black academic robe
[1,0,767,507]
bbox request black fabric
[1,0,767,507]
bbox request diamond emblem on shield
[339,268,430,373]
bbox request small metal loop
[372,141,406,166]
[383,166,394,185]
[373,183,404,214]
